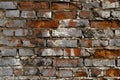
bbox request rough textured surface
[0,0,120,80]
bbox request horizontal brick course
[0,0,120,79]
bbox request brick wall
[0,0,120,80]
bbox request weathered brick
[6,10,19,17]
[83,29,95,38]
[14,68,22,76]
[117,59,120,66]
[23,67,38,76]
[54,11,76,19]
[15,29,30,36]
[0,2,16,9]
[21,11,36,18]
[109,39,120,47]
[0,10,5,18]
[27,20,59,28]
[5,20,26,27]
[102,0,119,9]
[79,39,92,47]
[38,58,52,66]
[47,39,77,47]
[93,49,120,58]
[30,39,46,47]
[84,59,115,66]
[56,70,72,78]
[90,20,120,28]
[41,68,56,77]
[33,29,50,37]
[0,67,13,76]
[97,10,110,18]
[112,11,120,19]
[64,48,81,57]
[83,1,100,9]
[100,40,109,47]
[22,39,35,47]
[115,30,120,37]
[19,48,34,57]
[3,29,14,36]
[92,40,100,47]
[0,57,20,66]
[53,58,79,67]
[36,48,63,56]
[59,19,89,27]
[106,68,120,77]
[0,48,16,56]
[90,68,103,77]
[37,10,52,18]
[0,19,8,27]
[80,48,91,57]
[79,11,93,19]
[94,29,114,38]
[52,28,82,37]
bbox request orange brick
[91,20,120,28]
[74,71,87,77]
[106,68,120,77]
[27,20,58,28]
[93,49,120,58]
[19,2,34,10]
[54,11,76,19]
[19,1,49,10]
[64,48,81,56]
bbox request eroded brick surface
[0,0,120,80]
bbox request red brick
[53,58,78,67]
[64,48,81,56]
[69,20,77,27]
[109,0,116,3]
[74,71,87,77]
[90,20,120,28]
[18,2,34,10]
[52,3,69,10]
[79,11,93,19]
[19,1,49,10]
[27,20,59,28]
[91,69,102,77]
[34,2,49,10]
[79,39,92,47]
[106,68,120,77]
[54,11,76,19]
[52,2,79,10]
[93,49,120,58]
